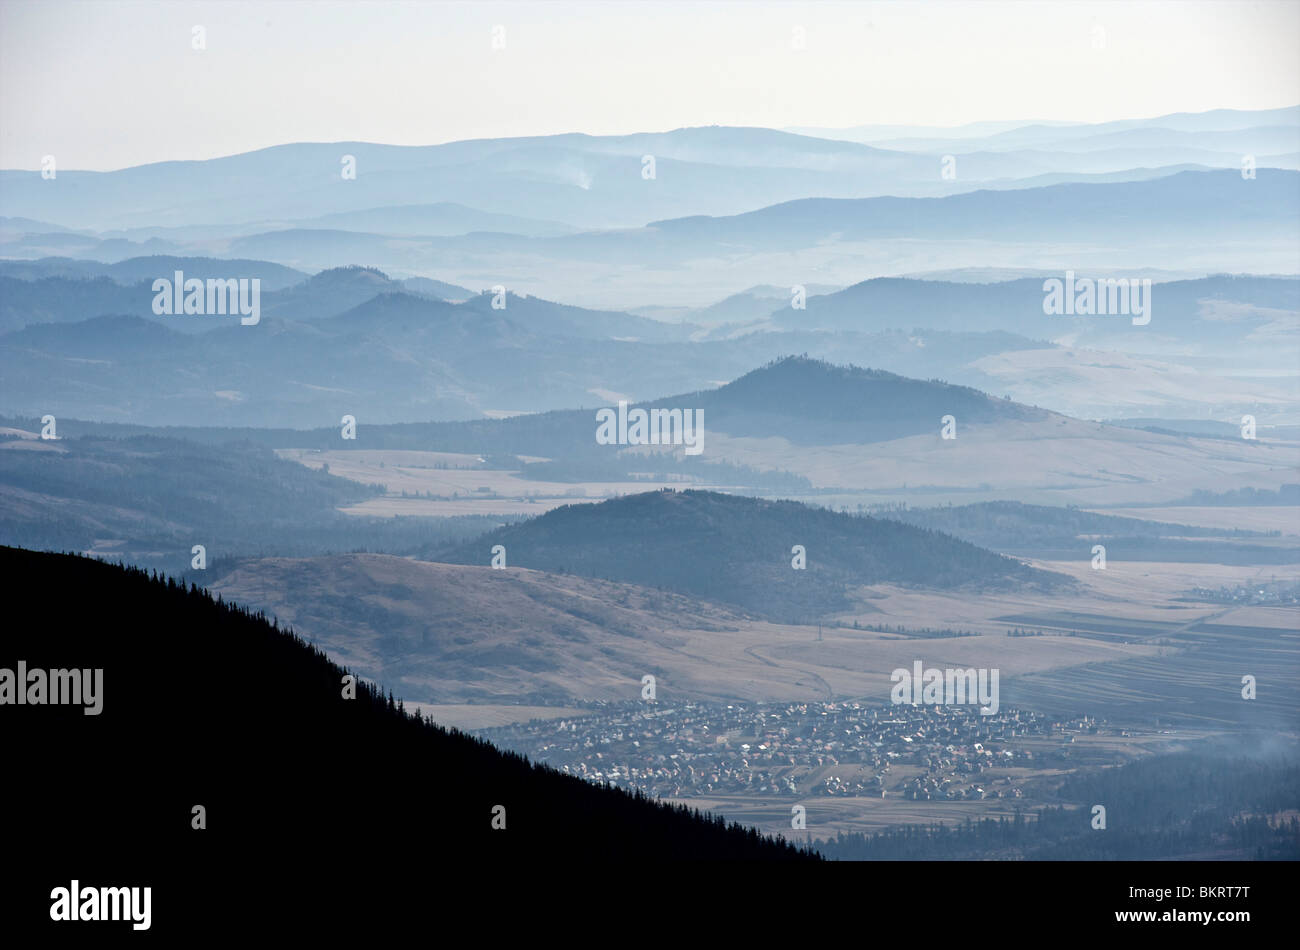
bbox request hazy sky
[2,0,1298,169]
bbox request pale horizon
[3,0,1299,170]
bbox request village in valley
[477,699,1132,806]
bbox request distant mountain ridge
[789,105,1300,146]
[778,273,1300,339]
[647,170,1300,249]
[28,354,1039,455]
[0,254,306,288]
[0,274,1058,425]
[7,109,1294,235]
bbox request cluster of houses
[900,773,1026,802]
[1188,582,1299,606]
[479,699,1079,802]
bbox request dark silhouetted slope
[3,545,811,931]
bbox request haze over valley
[3,1,1297,887]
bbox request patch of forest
[439,489,1066,622]
[817,743,1300,860]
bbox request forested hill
[659,354,1047,445]
[438,489,1065,621]
[3,546,810,930]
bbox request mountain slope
[0,128,938,231]
[667,355,1046,444]
[438,489,1063,620]
[3,544,811,925]
[779,274,1300,339]
[208,551,767,703]
[286,201,579,237]
[647,170,1300,250]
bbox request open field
[847,558,1299,628]
[831,558,1300,725]
[690,420,1300,506]
[199,548,1300,732]
[339,496,600,517]
[678,792,1034,841]
[1088,505,1300,535]
[277,447,723,517]
[837,560,1299,725]
[1003,613,1300,726]
[968,347,1300,421]
[274,422,1300,519]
